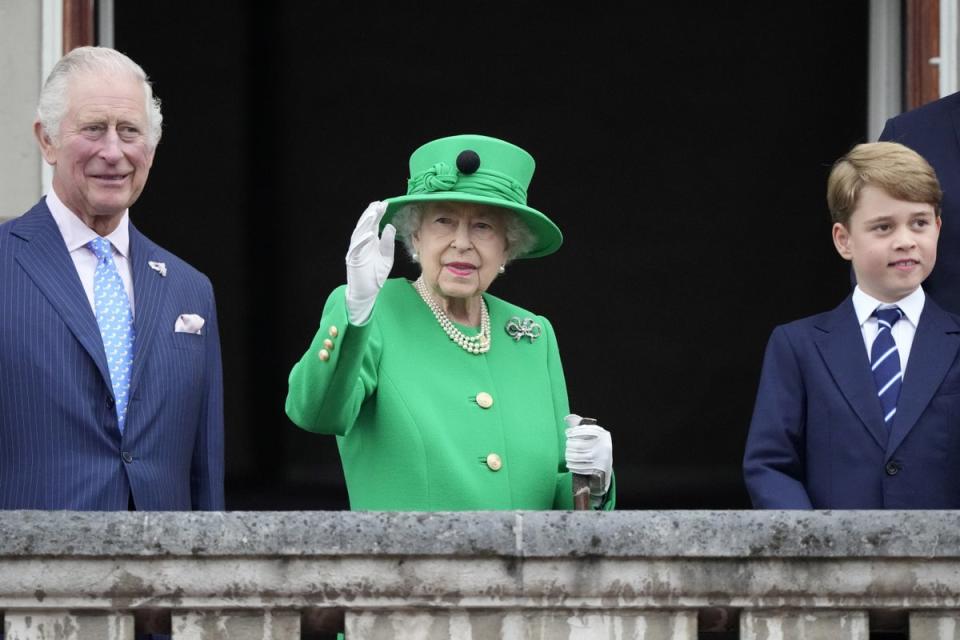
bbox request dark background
[113,2,869,510]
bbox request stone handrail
[2,510,959,638]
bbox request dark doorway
[115,2,869,510]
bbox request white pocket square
[175,313,205,335]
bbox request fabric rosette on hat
[382,134,563,258]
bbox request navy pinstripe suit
[0,199,224,510]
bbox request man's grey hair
[37,46,163,148]
[391,202,537,262]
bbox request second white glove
[345,201,396,325]
[564,413,613,497]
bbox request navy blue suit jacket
[0,200,224,510]
[880,92,960,314]
[743,295,960,508]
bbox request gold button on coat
[476,392,494,409]
[323,338,334,350]
[328,325,339,338]
[486,453,502,471]
[318,349,330,362]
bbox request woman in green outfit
[285,134,614,510]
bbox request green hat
[383,134,562,258]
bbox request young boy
[743,141,960,509]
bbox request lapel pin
[148,261,167,277]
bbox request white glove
[564,414,613,500]
[345,201,396,325]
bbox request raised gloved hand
[564,414,613,504]
[345,201,396,325]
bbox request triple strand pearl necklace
[413,277,491,355]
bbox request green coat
[286,278,614,510]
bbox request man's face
[36,70,155,227]
[833,185,940,302]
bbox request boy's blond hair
[827,141,942,226]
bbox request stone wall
[2,510,959,639]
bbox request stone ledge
[1,510,959,558]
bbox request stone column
[0,0,44,220]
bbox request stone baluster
[741,610,869,640]
[4,610,134,640]
[911,612,960,639]
[345,609,696,640]
[170,610,300,640]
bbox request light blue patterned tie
[88,237,135,433]
[871,306,903,426]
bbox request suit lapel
[12,202,111,386]
[814,297,889,449]
[127,225,167,400]
[886,297,960,456]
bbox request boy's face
[833,185,940,303]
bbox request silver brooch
[505,316,542,343]
[148,261,167,277]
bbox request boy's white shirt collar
[852,285,925,328]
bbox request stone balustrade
[1,510,959,639]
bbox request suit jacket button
[318,349,330,362]
[106,396,115,410]
[486,453,502,471]
[121,451,134,464]
[885,461,900,476]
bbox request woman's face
[413,201,508,302]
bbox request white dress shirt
[851,285,924,376]
[46,190,135,317]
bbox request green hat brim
[382,193,563,259]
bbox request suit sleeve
[285,284,381,436]
[191,277,225,510]
[742,326,813,509]
[545,316,616,510]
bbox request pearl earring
[412,252,419,262]
[497,264,506,274]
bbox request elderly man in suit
[880,92,960,315]
[0,46,224,510]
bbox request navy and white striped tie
[871,306,903,425]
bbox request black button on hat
[456,150,481,174]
